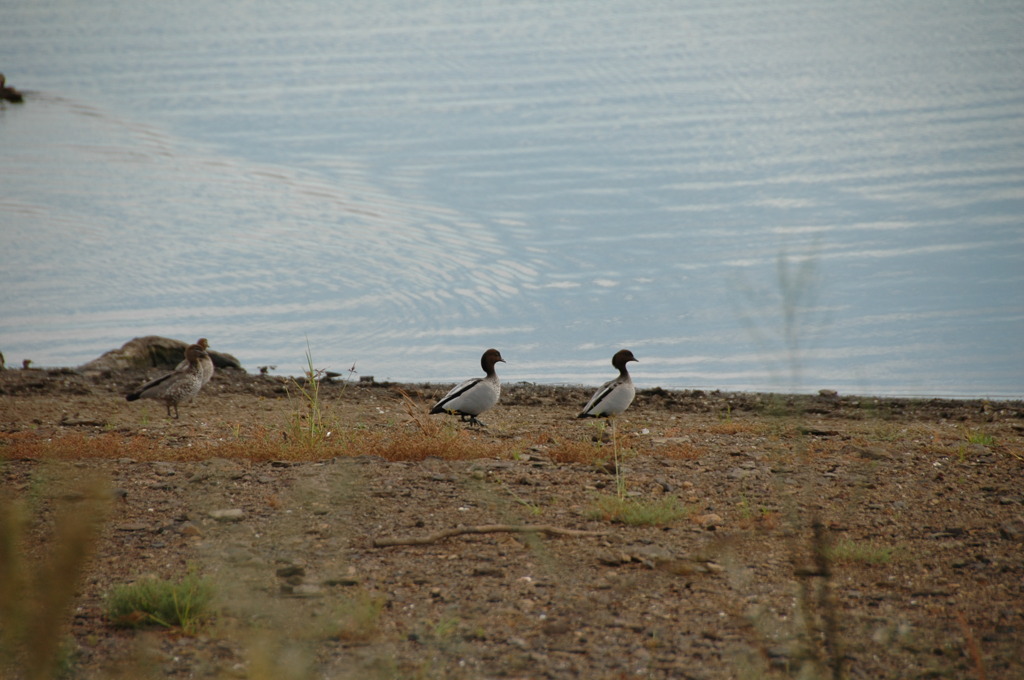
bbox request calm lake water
[2,0,1023,397]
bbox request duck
[430,348,505,427]
[577,349,638,419]
[126,342,209,418]
[0,74,24,103]
[175,338,215,386]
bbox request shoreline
[4,363,1022,407]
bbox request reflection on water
[1,97,540,365]
[1,0,1023,397]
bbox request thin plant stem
[612,419,626,499]
[288,340,327,447]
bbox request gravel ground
[2,366,1023,679]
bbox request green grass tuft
[963,428,996,446]
[585,495,690,526]
[105,568,215,634]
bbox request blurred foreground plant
[0,474,109,680]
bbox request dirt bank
[2,367,1023,679]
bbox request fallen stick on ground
[372,524,607,547]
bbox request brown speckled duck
[175,338,215,386]
[126,343,209,418]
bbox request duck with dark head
[578,349,638,420]
[430,348,505,427]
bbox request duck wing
[430,377,483,414]
[578,378,617,418]
[127,371,179,401]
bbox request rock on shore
[78,336,242,373]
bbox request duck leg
[460,414,486,428]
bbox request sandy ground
[2,366,1023,679]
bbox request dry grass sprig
[1,431,162,461]
[346,425,493,462]
[398,388,443,436]
[956,610,988,680]
[545,436,605,464]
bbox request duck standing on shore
[0,74,24,103]
[578,349,638,419]
[430,348,505,427]
[176,338,215,386]
[126,343,210,418]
